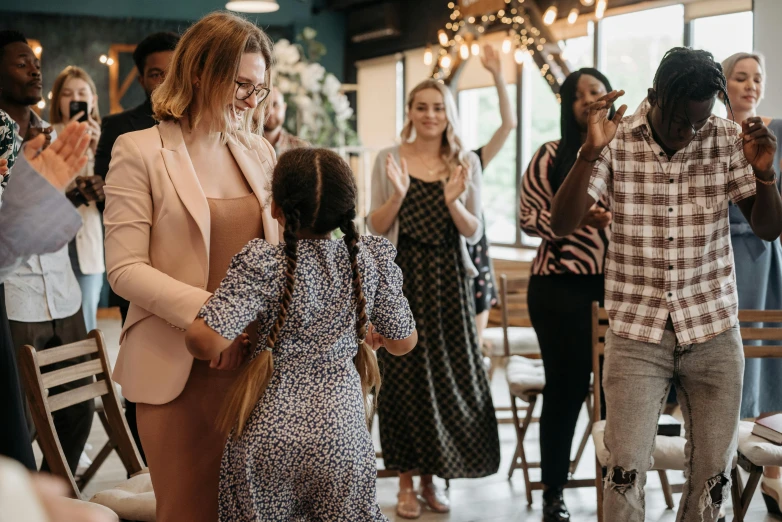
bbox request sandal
[396,488,421,519]
[420,482,450,513]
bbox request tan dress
[137,194,263,522]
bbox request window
[691,12,753,64]
[459,85,518,245]
[560,32,594,71]
[691,11,754,118]
[601,4,685,113]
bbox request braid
[266,207,299,350]
[340,210,368,341]
[654,47,732,128]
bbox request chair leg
[570,401,593,475]
[731,467,744,522]
[739,466,762,520]
[520,394,537,506]
[595,458,604,522]
[658,470,675,509]
[507,392,525,479]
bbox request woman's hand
[480,45,502,77]
[210,332,250,370]
[386,154,410,200]
[582,90,628,161]
[68,112,101,154]
[77,175,106,202]
[444,166,467,206]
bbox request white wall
[754,0,782,117]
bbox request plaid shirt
[588,100,756,345]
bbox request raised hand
[741,116,777,174]
[480,45,502,76]
[386,153,411,200]
[444,165,467,206]
[579,204,612,229]
[583,90,628,160]
[210,332,250,370]
[77,175,106,203]
[23,121,90,191]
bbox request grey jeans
[602,325,743,522]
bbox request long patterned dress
[377,177,500,478]
[199,237,415,521]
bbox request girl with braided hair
[186,147,417,521]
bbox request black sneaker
[542,486,570,522]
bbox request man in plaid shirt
[551,48,782,522]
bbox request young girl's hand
[210,332,250,370]
[366,324,384,351]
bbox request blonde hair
[152,11,274,135]
[721,52,766,102]
[219,148,381,437]
[401,79,470,176]
[49,66,101,125]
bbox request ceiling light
[471,42,480,56]
[543,5,558,25]
[438,30,449,47]
[568,8,579,24]
[424,45,433,66]
[596,0,607,19]
[225,0,279,13]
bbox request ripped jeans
[602,325,743,522]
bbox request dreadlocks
[653,47,732,127]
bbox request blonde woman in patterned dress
[368,79,500,519]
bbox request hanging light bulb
[568,8,579,24]
[580,0,594,5]
[440,54,452,69]
[99,55,108,64]
[424,45,433,65]
[438,30,449,47]
[543,5,558,25]
[514,47,525,64]
[595,0,607,19]
[36,100,45,109]
[460,43,469,60]
[502,35,512,54]
[471,42,480,56]
[106,57,115,66]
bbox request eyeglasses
[235,81,270,102]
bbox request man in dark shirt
[93,31,179,465]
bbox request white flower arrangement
[272,29,358,147]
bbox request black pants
[9,311,94,474]
[528,273,604,488]
[0,284,36,470]
[119,303,145,466]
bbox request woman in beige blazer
[103,13,277,522]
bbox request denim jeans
[75,273,103,333]
[602,325,743,522]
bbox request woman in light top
[722,51,782,516]
[368,79,500,519]
[103,12,278,522]
[49,66,105,334]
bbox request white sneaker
[76,449,93,475]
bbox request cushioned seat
[738,421,782,467]
[505,356,545,400]
[483,326,540,357]
[593,420,739,471]
[90,471,156,522]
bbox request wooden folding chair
[503,274,594,505]
[17,330,145,499]
[731,310,782,522]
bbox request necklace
[415,151,443,178]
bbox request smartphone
[69,101,89,122]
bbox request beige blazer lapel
[158,121,211,262]
[227,136,280,244]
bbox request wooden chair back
[590,303,610,424]
[499,274,532,357]
[17,330,144,498]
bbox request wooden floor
[51,317,776,522]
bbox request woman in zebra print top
[519,68,615,522]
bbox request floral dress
[0,109,19,198]
[199,236,415,522]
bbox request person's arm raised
[550,90,627,237]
